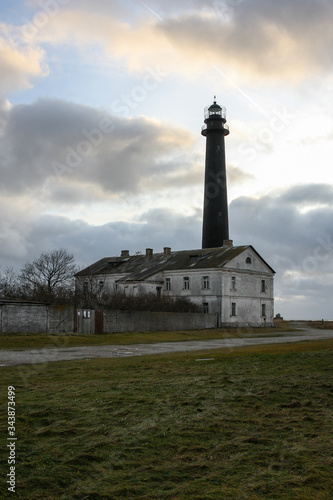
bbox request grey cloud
[230,186,333,318]
[0,98,196,199]
[2,208,202,270]
[279,184,333,207]
[230,186,333,260]
[158,0,333,80]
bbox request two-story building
[75,241,275,327]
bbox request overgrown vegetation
[98,292,200,313]
[1,340,332,499]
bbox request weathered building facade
[75,242,275,327]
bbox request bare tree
[0,266,19,297]
[19,249,78,302]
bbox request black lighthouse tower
[201,98,230,249]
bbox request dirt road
[1,327,333,367]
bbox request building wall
[221,270,274,327]
[161,270,222,315]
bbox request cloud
[0,98,198,200]
[0,206,202,269]
[227,164,255,185]
[7,0,332,85]
[279,184,333,208]
[156,0,333,82]
[230,186,333,318]
[0,25,47,95]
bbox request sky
[0,0,332,320]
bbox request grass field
[1,339,332,499]
[0,321,300,351]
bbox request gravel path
[1,328,333,367]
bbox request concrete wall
[0,303,75,333]
[103,310,218,333]
[0,302,218,334]
[48,305,74,333]
[0,303,48,333]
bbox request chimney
[223,239,233,247]
[121,250,130,257]
[201,98,230,249]
[146,248,153,259]
[163,247,171,257]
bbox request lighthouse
[201,98,230,249]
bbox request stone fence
[0,300,219,334]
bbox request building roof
[75,246,275,283]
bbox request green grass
[0,321,300,350]
[1,340,332,499]
[307,321,333,330]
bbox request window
[246,257,252,264]
[231,302,236,316]
[203,302,209,314]
[98,280,104,292]
[231,276,236,290]
[261,304,266,317]
[203,276,210,289]
[156,287,162,298]
[165,278,171,291]
[113,282,118,292]
[83,310,91,318]
[261,280,266,292]
[83,281,89,292]
[183,277,190,290]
